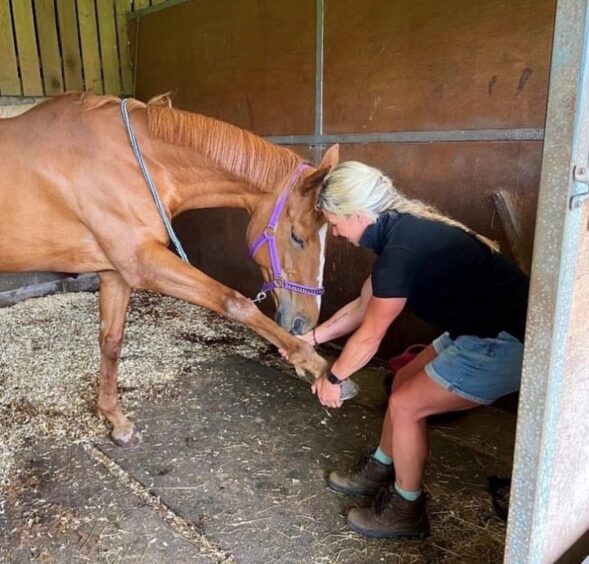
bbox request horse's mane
[147,95,300,191]
[79,91,146,112]
[78,92,301,191]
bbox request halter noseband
[249,163,326,303]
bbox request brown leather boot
[327,447,394,497]
[346,486,430,539]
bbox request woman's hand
[299,331,316,346]
[311,376,343,409]
[278,331,315,360]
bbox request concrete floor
[0,354,515,563]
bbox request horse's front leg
[97,271,138,446]
[131,244,329,381]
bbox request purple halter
[249,162,326,303]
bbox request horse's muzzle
[292,317,306,335]
[275,309,309,335]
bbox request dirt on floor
[0,291,514,563]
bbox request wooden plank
[0,0,20,95]
[134,0,316,135]
[34,0,64,95]
[151,0,167,4]
[56,0,84,91]
[325,0,555,133]
[134,0,150,9]
[127,14,138,87]
[77,0,103,93]
[492,190,531,275]
[11,0,43,96]
[115,0,133,94]
[96,0,121,94]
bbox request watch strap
[327,371,343,385]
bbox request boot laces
[351,447,374,475]
[374,486,395,515]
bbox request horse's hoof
[111,428,141,448]
[294,366,313,384]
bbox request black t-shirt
[359,212,529,341]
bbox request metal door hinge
[570,165,589,209]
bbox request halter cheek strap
[248,163,326,303]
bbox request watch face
[327,372,341,385]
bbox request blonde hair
[318,161,499,252]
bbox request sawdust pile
[0,291,280,486]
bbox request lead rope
[120,99,189,263]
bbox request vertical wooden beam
[56,0,84,91]
[77,0,103,93]
[0,0,20,95]
[96,0,121,94]
[127,14,138,95]
[34,0,64,95]
[492,190,531,274]
[115,0,133,94]
[11,0,43,96]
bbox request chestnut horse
[0,92,337,446]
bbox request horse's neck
[144,106,300,216]
[164,150,272,217]
[175,178,264,215]
[164,144,289,217]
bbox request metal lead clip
[251,291,268,304]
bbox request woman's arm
[312,295,406,408]
[311,277,374,345]
[331,295,407,379]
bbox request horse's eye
[291,231,304,248]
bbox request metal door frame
[505,0,589,561]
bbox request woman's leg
[378,344,438,459]
[388,370,479,490]
[347,332,523,538]
[325,346,438,496]
[346,370,480,539]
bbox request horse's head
[248,145,339,335]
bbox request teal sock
[395,482,422,501]
[373,447,393,466]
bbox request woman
[302,161,528,539]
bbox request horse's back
[0,94,113,273]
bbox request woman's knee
[388,388,422,421]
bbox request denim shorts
[424,331,524,405]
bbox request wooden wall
[132,0,317,135]
[0,0,165,98]
[132,0,556,355]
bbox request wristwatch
[327,371,343,385]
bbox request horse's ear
[300,144,340,196]
[300,167,329,196]
[318,144,339,170]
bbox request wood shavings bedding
[0,290,278,486]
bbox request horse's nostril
[292,317,306,335]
